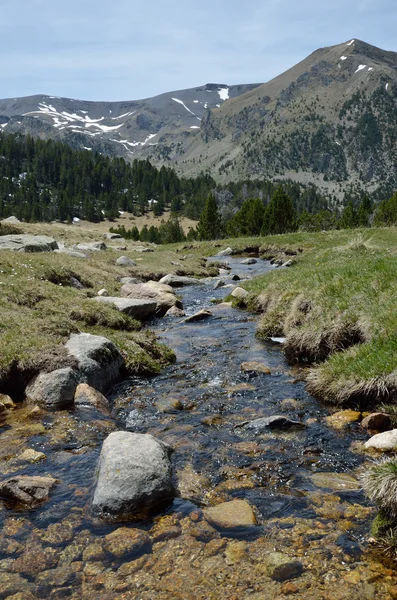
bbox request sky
[1,0,396,102]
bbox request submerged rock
[239,415,304,432]
[25,367,79,410]
[204,500,257,529]
[361,413,391,432]
[116,256,137,267]
[365,429,397,451]
[17,449,46,463]
[184,309,212,323]
[65,333,124,394]
[264,552,303,581]
[0,234,58,252]
[103,527,152,558]
[240,361,271,375]
[159,274,202,287]
[0,475,58,507]
[92,431,174,520]
[94,296,157,319]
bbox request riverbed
[0,256,395,599]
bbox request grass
[0,232,215,397]
[208,227,397,408]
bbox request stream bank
[0,255,396,599]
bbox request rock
[282,260,294,267]
[18,449,46,463]
[69,276,84,289]
[204,500,257,529]
[133,246,154,253]
[74,383,110,415]
[97,288,109,297]
[219,268,230,275]
[120,277,142,285]
[94,296,157,319]
[25,367,79,410]
[159,274,202,287]
[231,287,249,300]
[0,235,58,252]
[216,247,233,257]
[103,527,152,558]
[365,429,397,451]
[0,475,58,506]
[264,552,303,581]
[241,361,271,375]
[311,472,361,491]
[1,216,21,224]
[0,394,15,409]
[54,248,87,258]
[92,431,174,520]
[184,309,212,323]
[166,306,186,317]
[104,233,123,240]
[65,333,125,394]
[240,415,304,432]
[326,410,362,430]
[75,241,107,252]
[240,258,257,264]
[0,573,35,597]
[231,274,241,281]
[361,413,392,432]
[116,256,137,267]
[213,280,224,290]
[120,281,181,316]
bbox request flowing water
[0,257,396,599]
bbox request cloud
[1,0,396,100]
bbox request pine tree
[196,193,222,240]
[261,186,296,235]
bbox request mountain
[0,82,260,161]
[2,39,397,198]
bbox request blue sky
[1,0,396,101]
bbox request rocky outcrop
[0,235,58,252]
[94,296,157,319]
[25,367,79,410]
[92,431,174,520]
[0,475,58,507]
[120,281,182,316]
[159,274,202,287]
[65,333,125,394]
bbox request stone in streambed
[361,413,391,432]
[103,527,151,558]
[121,281,181,316]
[240,258,257,264]
[166,306,186,317]
[25,367,79,410]
[0,475,58,507]
[92,431,174,520]
[184,309,212,323]
[239,415,304,432]
[17,449,46,463]
[204,499,257,529]
[311,472,361,491]
[216,247,233,257]
[241,361,271,375]
[74,383,110,416]
[231,287,249,301]
[365,429,397,451]
[159,274,202,287]
[264,552,303,581]
[326,410,362,430]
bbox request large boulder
[92,432,175,520]
[120,281,182,316]
[93,296,157,319]
[54,248,87,258]
[159,274,202,287]
[1,216,21,224]
[365,429,397,451]
[65,333,125,393]
[25,367,79,410]
[0,235,58,252]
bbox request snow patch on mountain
[218,87,229,101]
[171,98,196,116]
[347,39,355,46]
[355,64,366,73]
[340,56,347,60]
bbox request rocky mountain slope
[2,39,397,197]
[180,39,397,197]
[0,83,260,161]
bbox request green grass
[205,228,397,408]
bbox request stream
[0,256,396,599]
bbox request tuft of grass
[362,458,397,518]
